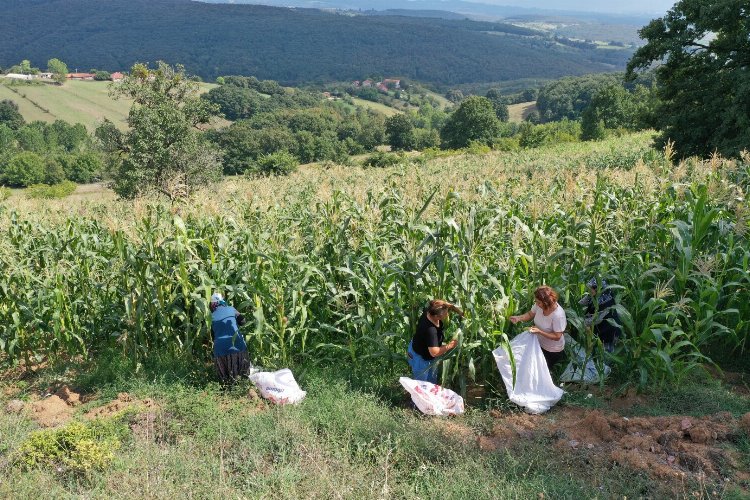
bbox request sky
[466,0,677,15]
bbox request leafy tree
[385,114,416,151]
[0,100,25,130]
[440,96,500,149]
[581,84,635,140]
[44,157,66,184]
[47,58,69,85]
[627,0,750,157]
[19,60,38,75]
[94,71,111,81]
[109,62,221,199]
[60,152,104,183]
[1,152,46,187]
[445,89,464,104]
[485,88,509,122]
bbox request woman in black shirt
[407,299,464,383]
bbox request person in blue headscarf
[579,278,622,352]
[210,292,252,384]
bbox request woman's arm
[510,309,534,324]
[529,327,563,341]
[428,339,458,358]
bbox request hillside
[0,79,217,130]
[0,0,632,87]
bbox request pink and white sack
[399,377,465,416]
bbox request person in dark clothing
[579,278,622,352]
[407,299,464,384]
[210,292,253,384]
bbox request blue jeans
[407,340,438,384]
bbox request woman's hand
[509,315,522,324]
[529,326,542,334]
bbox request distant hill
[0,0,632,87]
[363,9,468,20]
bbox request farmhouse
[111,72,124,81]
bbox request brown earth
[28,385,83,427]
[478,406,743,487]
[84,392,158,420]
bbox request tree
[109,62,221,199]
[0,100,25,130]
[47,58,68,85]
[440,96,500,149]
[385,114,416,151]
[1,152,46,187]
[581,84,635,140]
[445,89,464,104]
[627,0,750,157]
[94,71,111,81]
[485,88,509,122]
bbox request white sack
[492,331,564,414]
[249,368,306,405]
[399,377,464,416]
[559,336,611,383]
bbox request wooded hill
[0,0,631,86]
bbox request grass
[508,101,537,122]
[0,80,217,130]
[350,97,401,117]
[0,355,687,499]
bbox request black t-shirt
[412,312,443,360]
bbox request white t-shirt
[531,304,566,352]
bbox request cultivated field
[508,101,538,122]
[1,132,749,498]
[0,80,217,130]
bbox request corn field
[0,133,748,390]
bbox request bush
[249,151,299,177]
[1,152,46,187]
[465,140,491,155]
[492,137,520,151]
[16,418,126,474]
[0,186,10,201]
[362,151,404,168]
[26,181,77,199]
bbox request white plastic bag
[493,331,564,414]
[559,336,611,383]
[399,377,464,416]
[249,368,306,405]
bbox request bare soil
[477,406,749,489]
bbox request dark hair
[426,299,450,316]
[534,286,558,309]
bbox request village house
[382,78,401,89]
[361,79,374,87]
[110,72,124,81]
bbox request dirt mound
[30,395,74,427]
[28,385,84,427]
[485,407,743,485]
[84,392,157,420]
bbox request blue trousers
[407,340,438,384]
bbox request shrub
[16,418,126,474]
[249,151,299,177]
[465,140,491,155]
[26,181,77,199]
[492,137,520,151]
[0,186,10,201]
[362,151,404,168]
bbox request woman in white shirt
[510,285,567,370]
